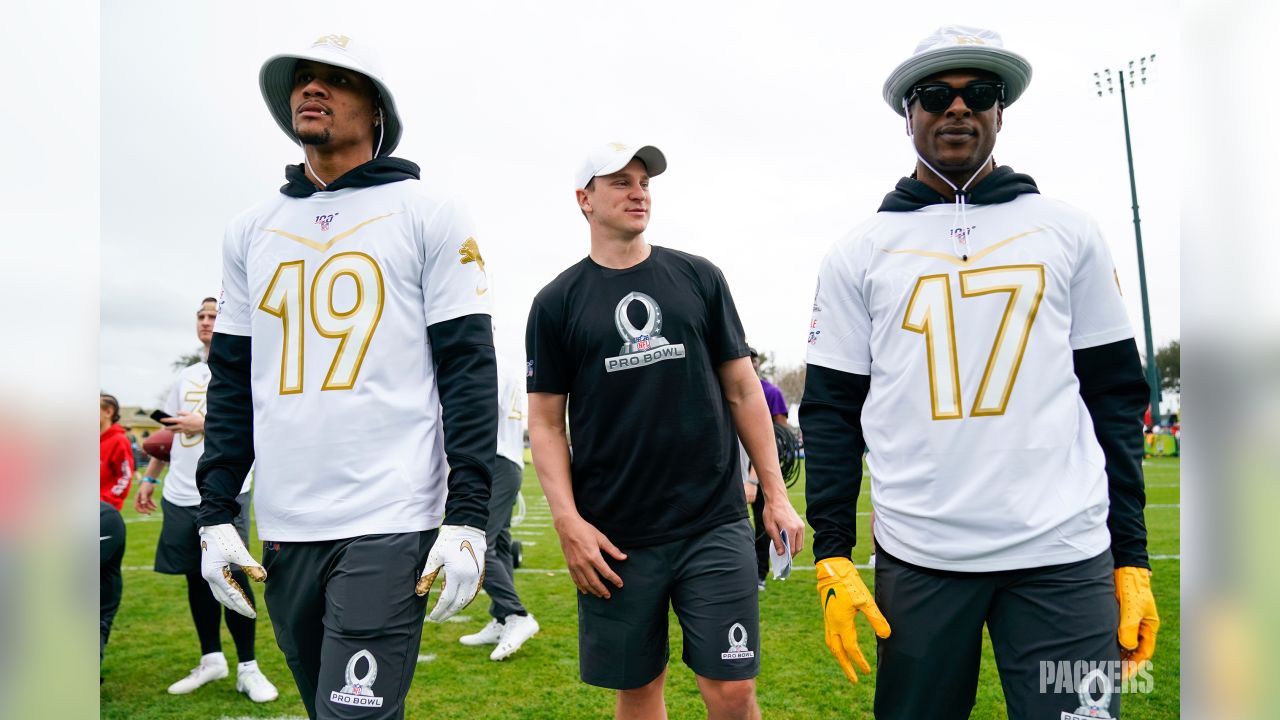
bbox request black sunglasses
[908,82,1005,113]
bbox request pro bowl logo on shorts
[720,622,755,660]
[1061,668,1113,720]
[330,649,383,708]
[604,291,686,373]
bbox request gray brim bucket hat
[259,33,402,157]
[883,25,1032,117]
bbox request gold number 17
[901,264,1045,420]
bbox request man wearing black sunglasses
[801,25,1159,719]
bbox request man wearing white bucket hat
[801,26,1159,718]
[526,142,805,718]
[196,33,497,719]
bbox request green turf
[101,456,1179,718]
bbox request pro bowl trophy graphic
[330,649,383,708]
[604,291,685,373]
[1064,667,1113,719]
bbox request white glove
[416,524,486,622]
[198,524,267,618]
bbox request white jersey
[496,353,527,467]
[215,180,491,541]
[807,193,1134,571]
[162,361,251,507]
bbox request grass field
[101,456,1180,719]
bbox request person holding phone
[135,297,278,703]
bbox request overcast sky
[100,0,1180,406]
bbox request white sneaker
[236,664,279,703]
[867,553,877,568]
[460,618,505,646]
[490,613,539,661]
[167,653,228,694]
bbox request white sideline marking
[125,515,161,523]
[417,654,436,663]
[1151,554,1181,560]
[124,565,154,571]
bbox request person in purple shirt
[752,349,790,424]
[746,347,789,587]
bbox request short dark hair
[100,393,121,423]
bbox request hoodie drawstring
[914,151,993,262]
[903,98,993,261]
[300,109,384,192]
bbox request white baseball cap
[575,142,667,190]
[882,25,1033,117]
[259,33,403,156]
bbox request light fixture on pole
[1094,54,1162,420]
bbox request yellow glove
[1115,566,1159,680]
[816,557,891,683]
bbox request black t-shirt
[526,245,750,547]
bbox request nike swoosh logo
[263,212,396,253]
[824,587,837,610]
[475,286,488,296]
[881,228,1043,267]
[100,536,112,542]
[459,539,480,572]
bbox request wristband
[141,477,160,484]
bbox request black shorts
[262,530,437,720]
[578,519,759,689]
[873,548,1122,720]
[154,493,251,575]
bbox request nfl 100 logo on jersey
[604,291,686,372]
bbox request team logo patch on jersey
[808,318,821,345]
[720,623,755,660]
[603,291,686,373]
[458,237,485,271]
[330,649,383,708]
[526,361,534,378]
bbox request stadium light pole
[1094,56,1162,419]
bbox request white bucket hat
[575,142,667,190]
[259,34,402,157]
[883,25,1032,117]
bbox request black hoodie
[279,157,421,198]
[197,157,497,532]
[800,166,1151,570]
[877,165,1040,212]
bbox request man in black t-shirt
[526,142,805,719]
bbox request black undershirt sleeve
[800,364,872,561]
[1074,338,1151,569]
[428,313,497,530]
[196,333,255,528]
